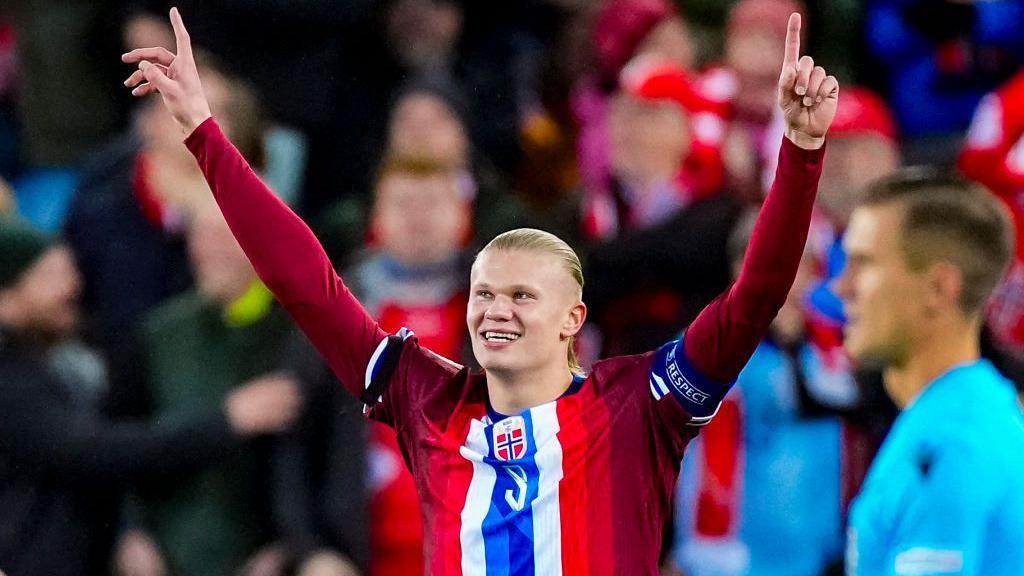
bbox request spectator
[384,80,530,247]
[122,206,307,576]
[3,1,128,168]
[958,70,1024,352]
[583,59,740,358]
[709,0,804,199]
[866,0,1024,163]
[0,215,300,576]
[802,87,903,506]
[272,332,370,576]
[127,0,375,214]
[582,58,728,240]
[673,211,852,576]
[804,87,900,347]
[574,0,702,206]
[344,154,475,576]
[64,53,265,417]
[382,0,533,176]
[958,69,1024,388]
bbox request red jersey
[185,120,823,575]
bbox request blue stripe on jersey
[481,410,542,575]
[651,337,732,421]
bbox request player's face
[836,204,927,365]
[468,249,584,376]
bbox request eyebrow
[471,282,542,293]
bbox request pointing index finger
[169,7,192,60]
[783,12,801,69]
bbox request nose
[484,295,513,321]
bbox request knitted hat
[0,216,53,290]
[594,0,680,86]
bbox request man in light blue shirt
[836,169,1024,575]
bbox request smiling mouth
[481,331,521,343]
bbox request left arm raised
[654,13,838,423]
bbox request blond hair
[480,228,585,374]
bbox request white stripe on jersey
[532,403,564,576]
[651,373,670,400]
[651,381,664,400]
[459,419,495,576]
[364,337,389,392]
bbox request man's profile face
[836,204,928,366]
[467,249,583,377]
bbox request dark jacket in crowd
[585,194,743,357]
[273,331,370,571]
[0,333,239,576]
[133,293,295,576]
[63,133,193,414]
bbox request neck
[884,316,981,408]
[486,361,575,416]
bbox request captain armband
[649,338,732,427]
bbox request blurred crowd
[0,1,1022,575]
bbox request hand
[122,7,212,134]
[224,373,303,436]
[298,550,362,576]
[777,13,839,150]
[114,530,166,576]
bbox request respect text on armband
[666,345,711,405]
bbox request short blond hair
[480,228,585,373]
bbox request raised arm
[684,13,836,385]
[122,8,387,397]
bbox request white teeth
[484,331,520,342]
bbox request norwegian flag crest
[493,417,527,461]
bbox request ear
[924,261,964,316]
[561,301,587,339]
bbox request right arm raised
[123,8,387,397]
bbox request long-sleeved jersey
[184,119,823,575]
